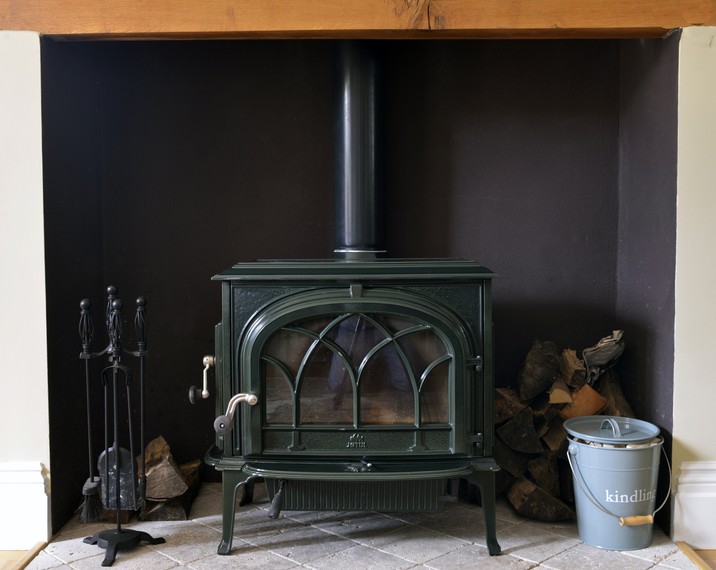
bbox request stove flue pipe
[333,41,385,259]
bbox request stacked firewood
[139,435,202,521]
[493,331,632,521]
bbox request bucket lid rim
[563,415,660,444]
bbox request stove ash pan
[197,258,502,556]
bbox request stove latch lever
[189,355,215,404]
[214,392,259,436]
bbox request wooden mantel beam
[0,0,714,40]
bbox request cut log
[144,435,171,470]
[494,437,530,478]
[560,348,587,388]
[518,340,561,401]
[597,369,635,418]
[141,460,202,521]
[142,436,191,502]
[494,387,528,424]
[179,459,202,488]
[527,455,560,497]
[507,477,575,521]
[549,377,573,405]
[559,383,607,419]
[542,418,568,454]
[530,393,559,438]
[497,407,544,454]
[145,456,188,500]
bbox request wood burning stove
[203,259,501,555]
[193,41,502,557]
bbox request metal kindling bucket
[564,416,671,551]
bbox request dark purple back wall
[382,41,621,385]
[617,35,679,433]
[41,38,677,531]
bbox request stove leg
[465,469,502,556]
[218,471,256,555]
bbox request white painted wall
[672,26,716,547]
[0,31,51,548]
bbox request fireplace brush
[78,298,102,523]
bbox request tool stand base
[84,529,165,567]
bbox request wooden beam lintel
[0,0,714,40]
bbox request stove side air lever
[189,355,215,404]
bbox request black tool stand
[79,287,165,566]
[85,529,165,567]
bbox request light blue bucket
[565,416,670,551]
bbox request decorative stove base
[206,450,502,557]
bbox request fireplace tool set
[78,286,164,566]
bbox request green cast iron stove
[203,258,501,556]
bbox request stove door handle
[214,392,259,436]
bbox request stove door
[237,287,480,458]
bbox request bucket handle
[567,440,672,527]
[601,418,622,438]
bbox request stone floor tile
[495,498,531,525]
[653,548,699,569]
[282,509,350,525]
[187,490,223,519]
[365,525,467,565]
[23,551,68,570]
[228,506,312,540]
[540,542,655,570]
[524,518,580,540]
[495,524,579,564]
[620,529,682,564]
[242,524,356,564]
[186,547,301,569]
[423,543,537,569]
[416,505,518,545]
[310,511,410,543]
[145,522,223,564]
[305,543,417,570]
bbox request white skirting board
[672,460,716,549]
[0,462,51,550]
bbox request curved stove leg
[465,466,502,556]
[218,470,256,555]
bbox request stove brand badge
[346,432,367,449]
